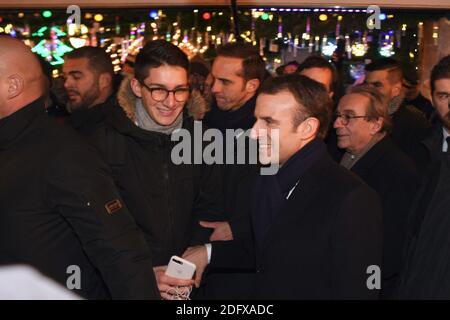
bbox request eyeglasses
[334,113,370,126]
[139,81,190,102]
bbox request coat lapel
[258,154,330,253]
[351,137,391,178]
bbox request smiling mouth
[258,144,272,150]
[157,108,176,116]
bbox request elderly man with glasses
[333,85,420,299]
[90,40,223,299]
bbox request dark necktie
[446,136,450,153]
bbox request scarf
[134,98,183,135]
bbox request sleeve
[45,142,159,300]
[379,163,420,286]
[189,162,225,245]
[209,233,256,271]
[331,185,383,299]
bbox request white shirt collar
[443,127,450,152]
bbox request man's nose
[163,91,177,108]
[63,78,72,89]
[250,122,263,140]
[333,115,344,128]
[211,80,220,93]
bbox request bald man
[0,37,45,118]
[0,37,160,299]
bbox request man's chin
[258,150,273,165]
[154,114,182,127]
[439,114,450,130]
[66,102,83,113]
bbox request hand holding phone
[165,256,197,280]
[163,256,196,300]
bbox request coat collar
[70,94,116,130]
[349,136,394,177]
[254,146,331,253]
[204,95,257,132]
[0,97,46,150]
[422,122,444,154]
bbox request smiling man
[90,40,223,299]
[183,75,383,299]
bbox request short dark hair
[259,74,332,139]
[216,43,266,83]
[297,55,338,93]
[365,57,403,84]
[134,40,189,83]
[346,85,392,133]
[430,54,450,94]
[65,46,114,77]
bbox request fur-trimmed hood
[117,75,210,122]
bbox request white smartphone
[165,256,197,280]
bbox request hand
[183,245,208,288]
[153,265,194,300]
[200,220,233,241]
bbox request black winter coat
[391,104,430,167]
[412,123,446,173]
[349,136,420,298]
[69,95,116,139]
[0,98,159,299]
[211,150,383,299]
[397,153,450,299]
[91,101,223,266]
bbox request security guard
[0,36,159,299]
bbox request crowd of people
[0,33,449,300]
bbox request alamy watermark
[170,121,280,176]
[66,265,81,290]
[66,5,81,29]
[366,265,381,290]
[367,5,382,30]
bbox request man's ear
[245,78,260,95]
[130,78,143,98]
[7,74,24,99]
[392,82,402,98]
[98,73,112,91]
[370,118,383,135]
[298,117,320,140]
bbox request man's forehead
[63,57,89,71]
[212,56,243,74]
[434,78,450,91]
[143,66,188,87]
[338,94,368,111]
[366,69,389,81]
[256,91,297,115]
[301,67,332,89]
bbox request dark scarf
[203,95,257,132]
[252,138,327,251]
[70,95,115,131]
